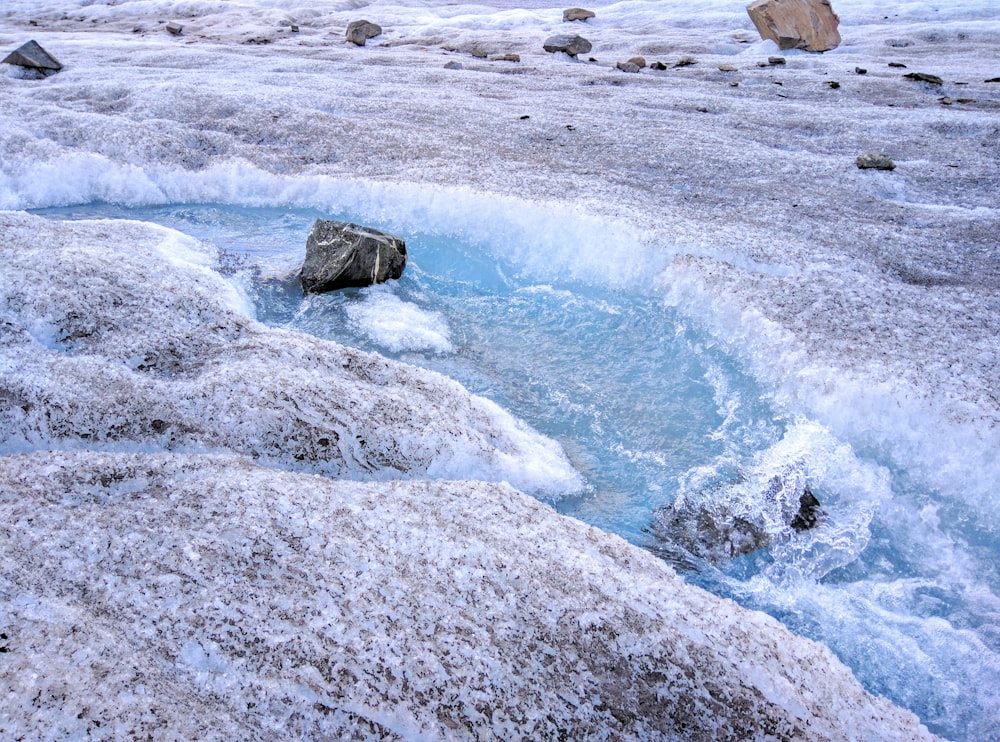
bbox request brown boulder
[346,20,382,46]
[746,0,841,52]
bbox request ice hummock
[0,449,935,740]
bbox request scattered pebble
[827,80,840,89]
[856,153,896,171]
[855,67,867,74]
[939,97,952,105]
[563,8,595,22]
[616,61,640,73]
[650,61,667,71]
[888,62,907,68]
[674,56,696,67]
[627,56,647,69]
[719,64,737,72]
[904,72,943,85]
[490,53,520,63]
[768,56,786,66]
[444,60,463,70]
[166,21,183,35]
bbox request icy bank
[0,450,935,740]
[0,212,581,497]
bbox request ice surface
[1,0,998,737]
[0,450,935,740]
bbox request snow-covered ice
[1,0,998,737]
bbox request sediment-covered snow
[0,450,934,740]
[1,0,997,737]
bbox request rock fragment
[444,61,463,70]
[903,72,943,85]
[650,61,668,71]
[674,56,696,67]
[346,20,382,46]
[300,220,406,293]
[166,21,183,36]
[616,61,640,73]
[543,34,592,57]
[1,40,63,74]
[746,0,841,52]
[490,53,520,63]
[627,56,647,69]
[563,8,595,22]
[719,64,738,71]
[856,153,896,171]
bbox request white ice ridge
[0,450,936,740]
[0,212,582,498]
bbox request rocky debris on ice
[1,40,62,76]
[616,60,640,73]
[856,153,896,170]
[746,0,841,52]
[0,212,580,498]
[543,34,592,57]
[563,8,595,22]
[165,21,183,36]
[300,218,407,293]
[903,71,943,85]
[0,450,936,740]
[346,19,381,47]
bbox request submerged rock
[346,20,382,46]
[650,471,824,563]
[1,40,62,76]
[746,0,841,52]
[543,34,592,57]
[300,219,406,293]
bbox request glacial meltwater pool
[32,202,1000,740]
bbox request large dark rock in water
[2,40,63,76]
[300,219,406,293]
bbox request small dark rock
[1,40,63,72]
[444,60,463,70]
[856,153,896,171]
[768,55,786,65]
[166,21,183,35]
[490,53,520,62]
[888,62,907,68]
[855,66,867,74]
[985,77,1000,83]
[543,34,592,57]
[346,20,382,46]
[563,8,596,22]
[827,80,840,89]
[616,61,640,73]
[904,72,943,85]
[790,489,822,531]
[300,220,407,293]
[649,61,668,71]
[674,55,696,67]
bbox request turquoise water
[32,203,1000,740]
